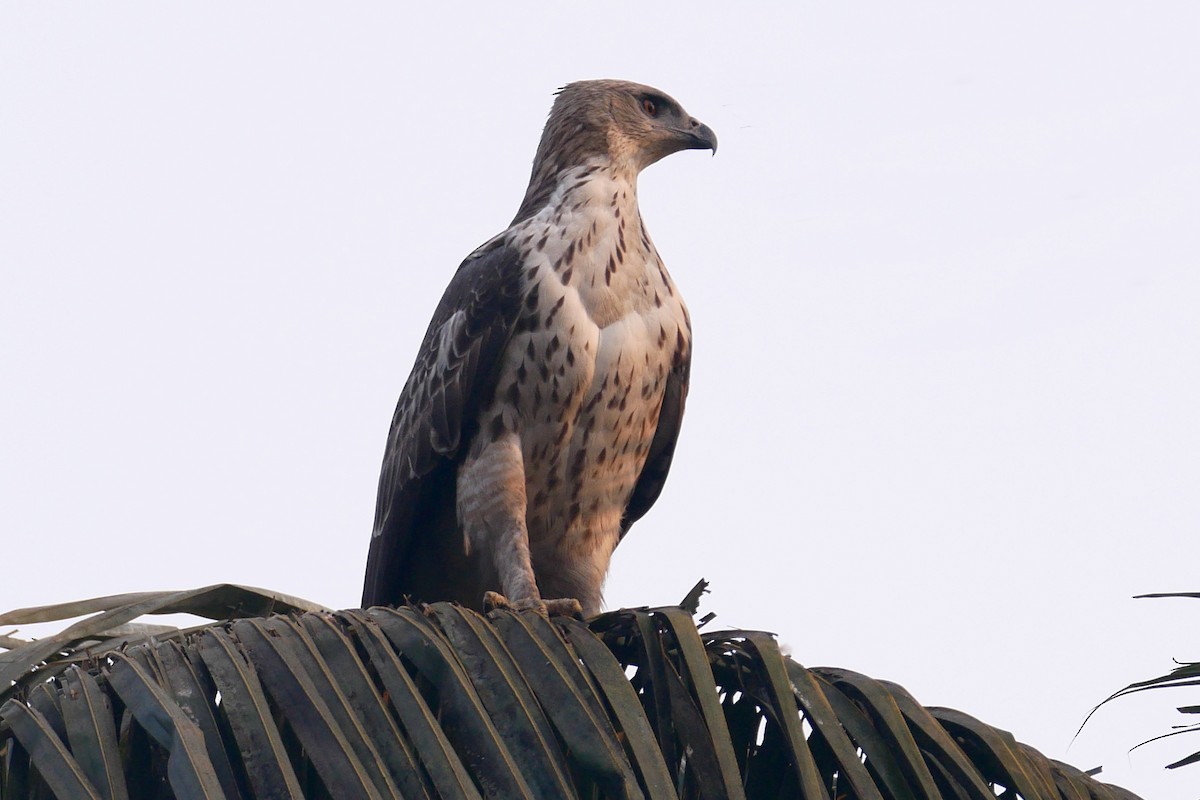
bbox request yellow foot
[483,591,583,618]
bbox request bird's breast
[488,169,690,551]
[510,290,683,553]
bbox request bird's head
[517,80,716,220]
[555,79,717,171]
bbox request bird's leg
[459,434,565,615]
[483,517,542,612]
[479,533,582,618]
[530,539,608,618]
[458,435,585,617]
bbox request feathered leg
[458,434,582,617]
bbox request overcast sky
[2,4,1198,797]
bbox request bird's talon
[484,591,544,615]
[543,598,584,618]
[484,592,582,618]
[483,591,517,611]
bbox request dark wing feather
[362,238,526,607]
[619,346,691,538]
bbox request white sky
[2,4,1198,798]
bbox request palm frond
[1,589,1142,799]
[1085,592,1200,772]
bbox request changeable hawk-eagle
[362,80,716,616]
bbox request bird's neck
[508,162,670,329]
[514,155,638,226]
[533,162,645,252]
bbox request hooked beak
[681,117,718,154]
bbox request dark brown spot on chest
[544,295,566,326]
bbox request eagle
[362,80,716,617]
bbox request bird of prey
[362,80,716,617]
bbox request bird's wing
[362,238,526,607]
[619,346,691,538]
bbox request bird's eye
[641,98,658,117]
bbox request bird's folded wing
[620,349,691,539]
[363,239,526,606]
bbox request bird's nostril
[689,117,699,128]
